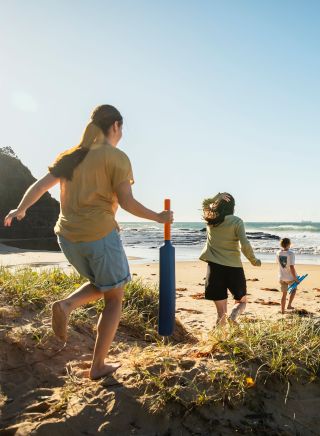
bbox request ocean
[120,222,320,265]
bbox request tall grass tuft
[0,266,84,308]
[0,267,193,343]
[210,317,320,381]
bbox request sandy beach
[132,260,320,331]
[1,243,319,330]
[0,243,70,270]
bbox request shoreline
[1,242,320,269]
[1,246,319,269]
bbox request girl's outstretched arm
[116,180,173,223]
[4,173,59,226]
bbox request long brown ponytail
[49,105,123,180]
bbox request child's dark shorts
[205,262,247,301]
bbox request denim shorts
[57,230,131,291]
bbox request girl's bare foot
[70,360,120,379]
[89,362,121,380]
[51,301,69,342]
[287,306,295,310]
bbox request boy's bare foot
[287,306,295,310]
[89,363,121,380]
[279,310,286,314]
[52,301,69,342]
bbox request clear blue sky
[1,0,319,221]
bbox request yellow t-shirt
[53,142,134,242]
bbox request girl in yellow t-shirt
[4,104,173,380]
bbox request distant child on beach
[276,238,299,314]
[200,193,261,326]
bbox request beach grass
[0,267,192,343]
[0,266,83,309]
[130,316,320,412]
[0,266,319,414]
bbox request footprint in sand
[179,360,195,370]
[24,400,52,414]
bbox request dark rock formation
[246,232,280,241]
[0,147,60,246]
[201,228,279,241]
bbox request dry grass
[127,317,320,413]
[212,317,320,381]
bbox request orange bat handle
[164,198,171,241]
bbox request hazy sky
[1,0,319,222]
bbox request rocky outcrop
[246,232,280,241]
[0,147,60,242]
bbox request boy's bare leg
[214,299,228,326]
[287,290,296,309]
[89,286,124,380]
[229,295,247,322]
[281,291,287,314]
[52,282,103,341]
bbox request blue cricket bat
[288,274,308,294]
[158,199,176,336]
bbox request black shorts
[205,262,247,301]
